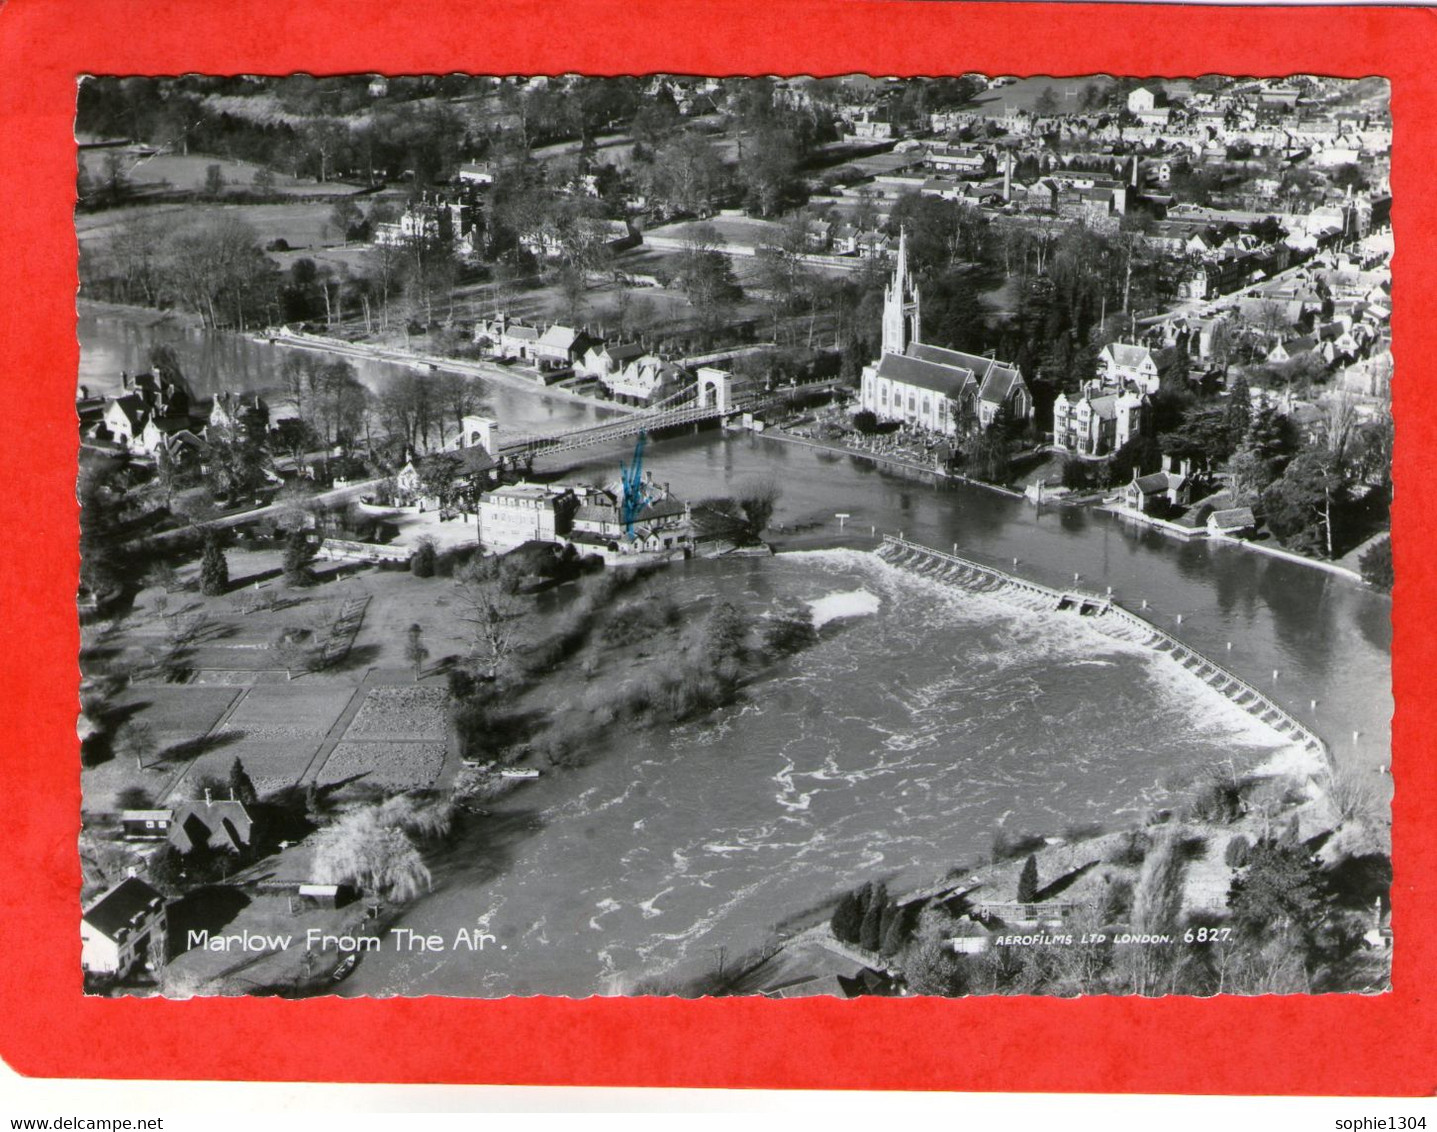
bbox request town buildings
[1052,384,1148,457]
[1099,342,1162,394]
[477,482,580,553]
[373,192,481,257]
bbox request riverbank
[754,427,1026,499]
[263,327,641,420]
[1101,501,1370,585]
[78,297,205,331]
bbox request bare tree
[453,556,525,679]
[113,719,157,771]
[404,623,429,683]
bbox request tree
[404,623,429,683]
[454,556,525,679]
[880,905,909,958]
[1360,537,1393,593]
[113,720,157,771]
[700,601,749,668]
[734,476,780,538]
[1223,371,1252,449]
[673,223,742,330]
[1017,854,1040,903]
[101,150,130,205]
[1261,449,1348,558]
[736,125,800,217]
[904,936,970,997]
[330,198,364,244]
[272,625,311,680]
[859,881,887,952]
[1228,840,1328,946]
[830,889,863,944]
[417,451,464,511]
[1035,85,1061,116]
[227,757,258,807]
[282,529,316,586]
[165,214,278,331]
[410,535,438,578]
[204,163,226,197]
[1159,405,1234,469]
[1228,397,1297,502]
[199,535,229,596]
[252,166,277,194]
[311,803,434,903]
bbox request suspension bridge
[497,375,846,462]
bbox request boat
[330,954,359,982]
[499,767,541,780]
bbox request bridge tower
[461,415,499,455]
[695,366,732,413]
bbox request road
[144,478,384,544]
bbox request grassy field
[969,75,1118,117]
[80,148,364,198]
[80,551,490,813]
[78,199,353,257]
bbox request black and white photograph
[74,72,1393,1001]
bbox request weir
[877,536,1330,769]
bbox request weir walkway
[877,536,1330,768]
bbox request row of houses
[82,370,291,467]
[473,314,695,405]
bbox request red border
[1,0,1431,1094]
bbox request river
[78,309,1393,997]
[77,304,621,439]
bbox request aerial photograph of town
[74,72,1393,1000]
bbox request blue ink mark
[620,432,648,540]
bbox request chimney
[1003,151,1012,202]
[125,866,138,879]
[204,787,213,807]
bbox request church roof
[907,342,1024,405]
[874,351,977,399]
[978,364,1026,406]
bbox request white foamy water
[806,588,882,628]
[344,550,1339,999]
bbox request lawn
[165,684,358,797]
[107,685,241,754]
[79,148,364,199]
[78,200,350,256]
[968,75,1117,117]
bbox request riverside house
[81,875,168,980]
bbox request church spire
[881,226,920,355]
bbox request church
[858,231,1033,437]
